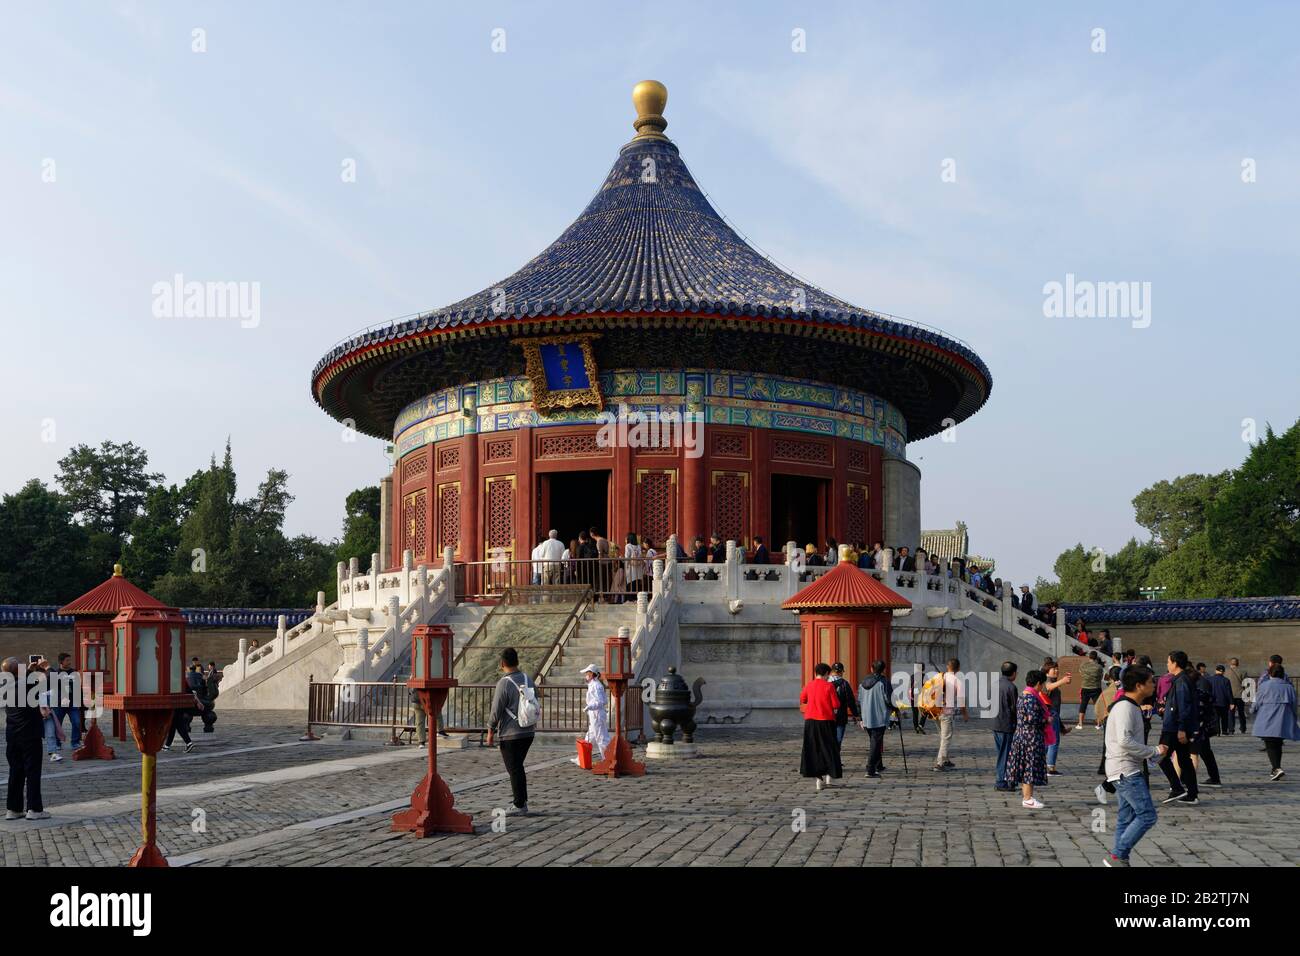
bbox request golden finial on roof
[631,80,669,141]
[112,563,123,577]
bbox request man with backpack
[487,647,538,815]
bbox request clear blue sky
[3,2,1297,588]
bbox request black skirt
[800,719,843,778]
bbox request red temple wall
[389,424,883,569]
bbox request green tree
[1146,530,1248,599]
[336,486,380,568]
[1206,421,1300,596]
[1132,472,1231,551]
[0,480,97,603]
[56,441,162,553]
[1036,538,1161,604]
[119,484,184,589]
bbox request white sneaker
[1094,784,1108,805]
[48,753,62,763]
[1022,798,1045,810]
[815,778,824,792]
[26,810,50,820]
[4,810,21,821]
[184,742,196,753]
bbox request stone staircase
[544,601,639,682]
[383,602,489,682]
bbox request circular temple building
[311,81,991,571]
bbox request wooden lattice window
[636,470,676,549]
[846,482,868,548]
[711,432,748,458]
[537,433,604,458]
[847,447,867,472]
[436,444,461,471]
[711,471,749,546]
[437,482,461,556]
[485,438,515,463]
[403,489,428,561]
[401,453,428,484]
[771,436,831,465]
[485,476,515,557]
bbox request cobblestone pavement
[2,711,1296,866]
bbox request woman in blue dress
[1006,669,1051,809]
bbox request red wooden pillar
[462,434,480,564]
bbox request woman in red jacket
[800,662,842,790]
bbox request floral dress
[1006,691,1048,786]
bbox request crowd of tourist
[794,646,1299,866]
[3,654,221,822]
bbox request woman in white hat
[581,664,610,760]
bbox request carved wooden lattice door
[635,469,676,550]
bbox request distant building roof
[920,524,968,562]
[1063,597,1300,625]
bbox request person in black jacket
[829,663,861,751]
[1158,650,1199,804]
[749,536,769,565]
[690,536,707,563]
[709,534,726,564]
[4,658,48,820]
[1189,668,1223,787]
[993,662,1019,791]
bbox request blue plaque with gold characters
[519,333,603,413]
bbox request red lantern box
[392,624,473,836]
[104,605,197,868]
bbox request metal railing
[455,558,660,603]
[305,677,644,743]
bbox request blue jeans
[43,716,60,754]
[1046,713,1063,766]
[993,731,1012,786]
[53,707,82,749]
[835,723,847,745]
[1112,772,1157,860]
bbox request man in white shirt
[537,529,567,585]
[933,658,969,772]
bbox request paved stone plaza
[2,711,1296,867]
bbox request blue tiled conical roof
[313,84,992,440]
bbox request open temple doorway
[538,470,610,546]
[770,473,827,552]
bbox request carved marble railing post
[316,591,326,615]
[636,591,649,634]
[276,614,287,656]
[785,540,800,598]
[337,561,347,610]
[1055,605,1068,657]
[369,552,380,599]
[356,627,370,682]
[401,549,414,605]
[881,547,894,572]
[1001,581,1017,630]
[417,565,429,619]
[236,638,248,682]
[651,558,664,595]
[443,547,457,607]
[724,540,740,603]
[349,556,359,578]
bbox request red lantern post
[73,630,115,761]
[591,627,645,778]
[104,605,194,867]
[392,624,474,835]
